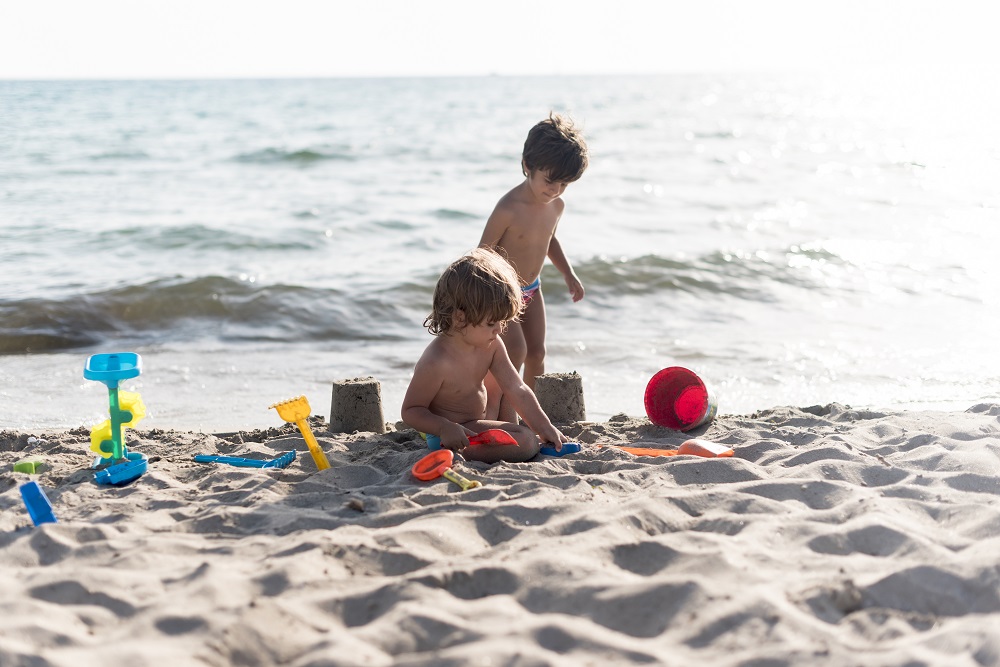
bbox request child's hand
[565,275,585,302]
[440,422,475,451]
[539,426,569,451]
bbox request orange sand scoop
[269,395,331,471]
[616,446,679,457]
[412,449,454,481]
[411,450,482,490]
[611,440,733,458]
[678,439,734,458]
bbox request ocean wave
[90,150,151,161]
[373,219,419,231]
[433,208,479,220]
[0,276,415,355]
[92,224,316,252]
[567,246,850,301]
[232,147,356,164]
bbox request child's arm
[489,340,567,446]
[478,207,513,249]
[547,236,584,302]
[401,359,475,450]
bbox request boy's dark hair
[425,248,523,336]
[522,112,589,183]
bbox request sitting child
[401,248,568,463]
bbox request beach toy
[19,481,58,525]
[470,429,518,446]
[84,352,148,485]
[411,450,482,490]
[269,395,331,470]
[611,440,733,458]
[423,428,518,451]
[644,367,718,431]
[193,451,297,469]
[540,442,582,457]
[93,451,148,484]
[412,449,454,481]
[13,459,44,474]
[678,438,733,457]
[616,446,679,457]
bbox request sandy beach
[3,402,1000,666]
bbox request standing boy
[478,112,589,422]
[401,248,568,463]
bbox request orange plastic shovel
[678,439,733,457]
[612,439,733,458]
[615,446,679,457]
[411,450,482,490]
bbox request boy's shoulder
[492,182,564,214]
[492,196,565,225]
[415,335,493,382]
[416,336,450,367]
[494,182,524,206]
[486,188,521,226]
[490,190,519,216]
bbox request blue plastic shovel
[193,451,296,469]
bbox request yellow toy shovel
[269,395,331,470]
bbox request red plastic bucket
[644,367,718,431]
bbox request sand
[3,402,1000,666]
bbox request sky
[0,0,997,79]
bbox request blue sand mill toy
[84,352,148,485]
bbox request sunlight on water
[2,73,999,429]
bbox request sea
[2,73,998,432]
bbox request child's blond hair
[425,248,523,336]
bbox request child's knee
[523,439,540,459]
[524,346,546,367]
[502,329,527,361]
[512,426,540,457]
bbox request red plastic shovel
[468,429,518,446]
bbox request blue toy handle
[193,451,296,469]
[194,455,270,468]
[539,442,582,457]
[20,481,58,525]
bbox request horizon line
[0,68,856,83]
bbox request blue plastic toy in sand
[84,352,148,486]
[20,481,58,525]
[92,451,148,485]
[84,352,142,388]
[540,442,582,457]
[193,451,297,469]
